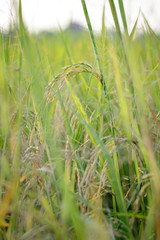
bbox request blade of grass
[129,12,140,40]
[108,0,122,40]
[108,0,135,98]
[81,0,107,93]
[118,0,128,35]
[142,12,160,40]
[101,3,106,47]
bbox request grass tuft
[0,1,160,239]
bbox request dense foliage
[0,1,160,239]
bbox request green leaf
[118,0,128,35]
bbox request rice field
[0,1,160,239]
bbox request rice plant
[0,0,160,239]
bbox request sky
[0,0,160,33]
